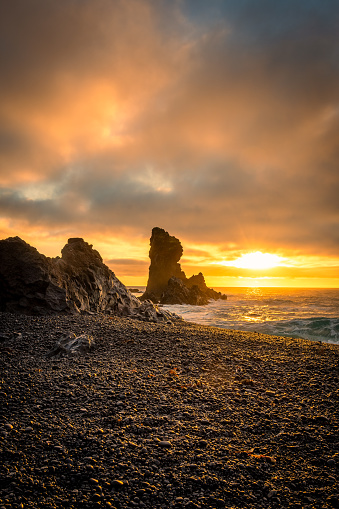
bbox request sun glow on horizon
[220,251,285,270]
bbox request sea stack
[141,227,227,305]
[140,227,186,302]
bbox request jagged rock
[161,277,210,305]
[0,236,180,322]
[46,333,94,358]
[0,236,68,315]
[186,272,208,290]
[186,272,228,302]
[55,237,134,315]
[141,227,227,305]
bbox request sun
[226,251,284,270]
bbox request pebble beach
[1,312,339,509]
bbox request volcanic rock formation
[160,277,209,305]
[141,227,227,305]
[140,227,185,302]
[0,236,177,322]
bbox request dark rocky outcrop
[0,236,68,315]
[0,236,178,322]
[141,227,227,305]
[161,277,210,305]
[141,227,186,302]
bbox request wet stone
[111,480,124,489]
[158,441,172,448]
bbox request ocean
[160,287,339,345]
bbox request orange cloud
[0,0,338,286]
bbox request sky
[0,0,339,288]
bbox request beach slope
[1,313,338,508]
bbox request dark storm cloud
[0,0,338,262]
[0,187,75,224]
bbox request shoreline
[1,312,338,508]
[160,287,339,346]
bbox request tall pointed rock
[141,227,186,302]
[141,227,227,305]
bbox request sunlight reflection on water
[162,287,339,344]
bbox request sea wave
[237,317,339,344]
[165,306,339,344]
[162,288,339,344]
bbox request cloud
[105,257,149,278]
[0,0,338,265]
[106,258,148,266]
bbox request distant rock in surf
[140,227,227,305]
[161,276,210,305]
[0,236,178,322]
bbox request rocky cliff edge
[0,236,178,322]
